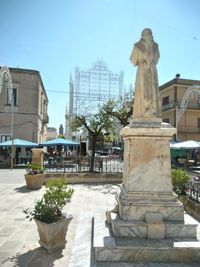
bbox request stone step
[111,213,197,239]
[95,246,200,263]
[93,214,200,264]
[96,262,200,267]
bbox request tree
[171,169,189,196]
[72,109,113,172]
[102,94,133,127]
[57,134,65,139]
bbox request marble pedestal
[109,122,197,239]
[93,121,199,265]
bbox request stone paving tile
[1,178,199,267]
[0,182,119,267]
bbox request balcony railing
[178,126,200,133]
[162,101,200,111]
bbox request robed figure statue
[130,28,161,119]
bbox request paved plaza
[0,169,119,267]
[0,169,200,267]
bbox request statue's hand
[140,59,148,65]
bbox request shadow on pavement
[14,185,41,193]
[2,247,64,267]
[84,183,120,194]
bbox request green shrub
[26,163,45,175]
[24,178,74,223]
[171,169,189,196]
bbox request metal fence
[44,155,123,174]
[43,156,200,203]
[188,173,200,203]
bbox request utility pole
[0,66,14,169]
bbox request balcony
[162,101,200,111]
[178,126,200,133]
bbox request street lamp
[0,66,14,169]
[8,87,14,170]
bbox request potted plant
[24,178,74,252]
[25,163,45,189]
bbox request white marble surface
[97,263,200,267]
[94,213,200,264]
[68,213,93,267]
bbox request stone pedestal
[110,122,195,239]
[93,121,199,265]
[31,148,44,165]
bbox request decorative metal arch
[0,66,13,98]
[176,85,200,128]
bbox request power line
[46,90,68,94]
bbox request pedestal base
[110,212,197,239]
[93,214,200,265]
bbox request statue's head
[142,28,152,36]
[141,28,153,43]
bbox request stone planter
[25,174,44,189]
[34,215,73,252]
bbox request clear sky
[0,0,199,131]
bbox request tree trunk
[89,135,97,172]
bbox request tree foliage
[72,109,113,171]
[171,169,189,196]
[102,95,133,127]
[72,110,112,135]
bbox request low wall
[185,199,200,222]
[179,196,200,222]
[44,172,122,184]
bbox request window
[162,96,169,106]
[1,135,11,142]
[7,88,17,106]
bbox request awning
[0,138,38,147]
[170,140,200,149]
[39,138,79,147]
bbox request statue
[130,28,161,119]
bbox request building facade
[160,76,200,141]
[0,67,48,143]
[46,127,57,141]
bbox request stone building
[59,124,64,135]
[160,75,200,141]
[0,67,48,143]
[46,127,57,141]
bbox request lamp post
[0,66,14,169]
[10,90,14,170]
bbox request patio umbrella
[0,138,38,147]
[40,138,79,147]
[112,146,122,150]
[170,140,200,149]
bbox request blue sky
[0,0,200,131]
